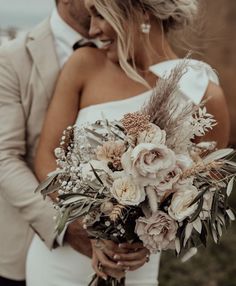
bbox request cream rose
[135,211,177,253]
[137,124,166,145]
[168,183,199,222]
[111,176,145,206]
[121,143,176,185]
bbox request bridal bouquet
[37,62,235,285]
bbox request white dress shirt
[50,8,84,67]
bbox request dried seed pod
[109,204,125,222]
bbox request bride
[26,0,230,285]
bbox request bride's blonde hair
[93,0,200,86]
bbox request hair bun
[142,0,199,31]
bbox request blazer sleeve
[0,47,57,249]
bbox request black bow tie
[73,39,97,50]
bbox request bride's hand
[91,239,150,278]
[112,241,150,271]
[91,241,125,280]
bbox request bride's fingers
[113,248,149,262]
[116,255,147,271]
[118,242,145,250]
[92,239,128,260]
[92,254,108,281]
[101,239,129,254]
[103,266,126,280]
[95,248,124,270]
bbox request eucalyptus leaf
[90,164,104,186]
[84,128,105,141]
[200,222,208,247]
[40,183,61,196]
[203,148,234,164]
[211,191,219,223]
[181,247,198,263]
[189,196,204,223]
[226,177,234,196]
[60,196,87,205]
[217,220,223,237]
[189,188,209,207]
[35,173,59,194]
[211,228,218,244]
[184,223,193,247]
[57,206,72,234]
[225,160,236,167]
[226,209,236,221]
[193,218,202,233]
[175,238,181,254]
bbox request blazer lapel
[26,19,60,101]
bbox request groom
[0,1,97,285]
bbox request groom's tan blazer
[0,19,60,280]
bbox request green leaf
[203,148,234,164]
[211,191,219,223]
[35,172,60,194]
[226,177,234,196]
[189,196,204,223]
[57,206,72,234]
[200,221,208,247]
[89,163,104,186]
[84,128,104,140]
[189,188,209,207]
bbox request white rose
[137,124,166,145]
[121,143,176,185]
[111,176,145,206]
[168,183,199,222]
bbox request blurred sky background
[0,0,54,29]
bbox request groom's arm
[0,47,92,256]
[0,47,58,248]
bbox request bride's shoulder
[64,47,107,74]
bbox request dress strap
[149,59,219,105]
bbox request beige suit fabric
[0,19,60,280]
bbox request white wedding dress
[26,59,219,286]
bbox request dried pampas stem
[141,59,188,127]
[181,161,224,179]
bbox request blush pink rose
[135,211,177,253]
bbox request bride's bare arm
[34,49,91,181]
[34,48,103,258]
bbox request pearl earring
[140,23,151,34]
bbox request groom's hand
[64,219,92,258]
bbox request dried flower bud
[100,201,114,215]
